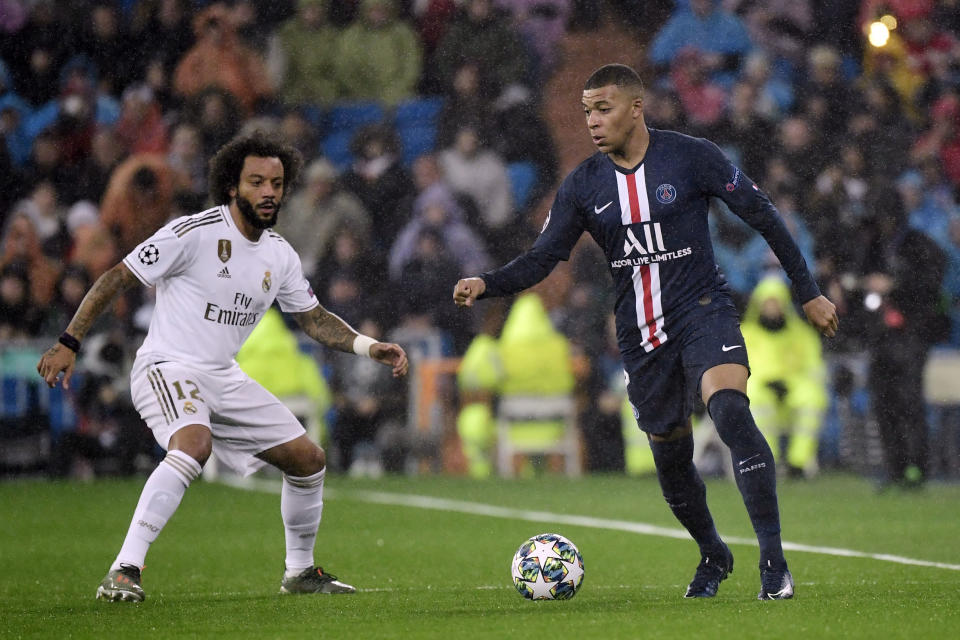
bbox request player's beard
[236,193,281,229]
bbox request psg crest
[656,184,676,204]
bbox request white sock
[281,469,325,577]
[111,450,201,571]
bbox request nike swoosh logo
[721,344,742,352]
[594,201,613,214]
[738,454,761,467]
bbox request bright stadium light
[879,14,898,30]
[868,21,891,47]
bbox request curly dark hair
[208,130,304,205]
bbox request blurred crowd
[1,0,959,483]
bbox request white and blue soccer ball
[510,532,584,600]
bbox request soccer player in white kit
[37,131,409,602]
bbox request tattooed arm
[37,262,141,388]
[292,305,409,377]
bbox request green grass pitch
[2,473,958,639]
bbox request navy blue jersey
[480,128,820,363]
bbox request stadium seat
[320,130,355,171]
[507,161,538,210]
[398,123,437,166]
[299,104,326,135]
[326,101,385,132]
[495,394,580,477]
[394,97,444,130]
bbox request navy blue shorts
[623,296,750,435]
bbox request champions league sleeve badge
[138,244,160,265]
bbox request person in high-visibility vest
[456,294,575,476]
[741,276,827,477]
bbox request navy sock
[708,389,787,570]
[649,432,724,555]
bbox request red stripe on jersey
[626,172,644,224]
[639,265,661,348]
[625,171,661,348]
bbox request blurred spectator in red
[277,0,341,107]
[340,124,416,249]
[333,0,422,105]
[99,154,186,255]
[0,261,43,339]
[670,48,728,133]
[0,212,59,306]
[173,3,274,116]
[115,84,169,155]
[912,93,960,189]
[413,0,457,56]
[275,157,371,279]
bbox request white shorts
[131,358,306,476]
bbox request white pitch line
[220,477,960,572]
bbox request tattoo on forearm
[65,265,138,339]
[297,307,357,352]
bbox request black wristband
[58,332,81,354]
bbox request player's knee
[169,424,212,466]
[707,389,762,448]
[289,443,326,477]
[648,429,694,467]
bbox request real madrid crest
[217,239,232,263]
[262,271,272,292]
[183,401,197,415]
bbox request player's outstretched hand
[453,277,485,308]
[371,342,409,378]
[36,343,77,389]
[802,295,839,338]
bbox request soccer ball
[510,532,584,600]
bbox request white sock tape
[352,334,377,358]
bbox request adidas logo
[217,266,231,279]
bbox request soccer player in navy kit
[454,64,838,600]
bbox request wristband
[58,332,81,354]
[352,334,377,358]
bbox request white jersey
[123,205,318,371]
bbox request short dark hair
[583,64,644,95]
[208,130,303,204]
